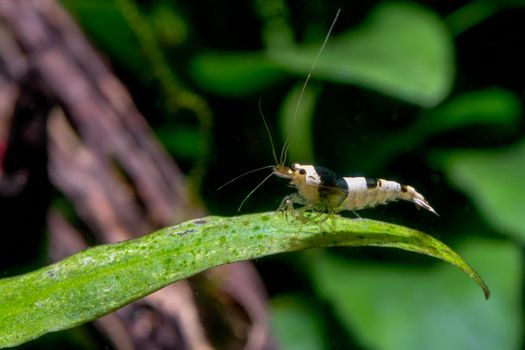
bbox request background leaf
[270,295,327,350]
[361,88,522,173]
[189,2,454,106]
[61,0,147,78]
[190,52,285,96]
[278,83,321,163]
[422,88,521,132]
[435,140,525,241]
[308,238,521,350]
[269,2,454,107]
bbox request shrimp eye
[298,168,306,175]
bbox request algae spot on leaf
[193,219,207,225]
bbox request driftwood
[0,1,274,349]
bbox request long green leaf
[0,212,489,347]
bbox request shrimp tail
[401,185,438,216]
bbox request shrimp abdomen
[341,177,437,215]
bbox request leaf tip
[482,284,491,300]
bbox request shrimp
[222,8,437,217]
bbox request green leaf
[61,0,147,77]
[155,125,206,160]
[149,2,188,47]
[309,238,521,350]
[271,295,327,350]
[278,83,321,163]
[423,88,521,133]
[435,140,525,241]
[190,52,285,95]
[0,212,489,347]
[360,88,522,173]
[445,0,525,35]
[269,2,454,107]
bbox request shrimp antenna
[237,171,276,212]
[259,98,279,165]
[217,165,275,190]
[280,8,341,165]
[218,99,278,192]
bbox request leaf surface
[0,212,489,347]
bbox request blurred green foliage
[59,0,524,349]
[270,2,454,107]
[270,295,327,350]
[308,239,521,350]
[437,140,525,242]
